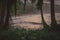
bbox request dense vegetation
[0,28,59,40]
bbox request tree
[0,0,7,30]
[50,0,57,30]
[36,0,49,29]
[0,0,16,30]
[30,0,36,11]
[24,0,27,11]
[50,0,60,34]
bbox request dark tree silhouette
[50,0,57,30]
[50,0,60,36]
[50,0,57,25]
[36,0,49,29]
[30,0,36,11]
[0,0,16,30]
[0,0,7,30]
[24,0,27,11]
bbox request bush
[0,27,60,40]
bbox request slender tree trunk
[0,1,1,19]
[31,0,36,11]
[40,6,45,26]
[0,0,16,30]
[24,0,26,11]
[50,0,60,33]
[31,2,33,11]
[14,0,17,17]
[3,0,14,30]
[40,6,49,29]
[36,0,49,29]
[0,0,6,30]
[50,0,57,27]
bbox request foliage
[0,27,59,40]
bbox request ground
[11,11,60,30]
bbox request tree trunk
[0,0,6,30]
[14,0,17,17]
[40,6,49,29]
[3,0,13,29]
[50,0,57,28]
[0,0,16,30]
[36,0,49,29]
[24,0,26,11]
[31,0,36,11]
[31,2,33,11]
